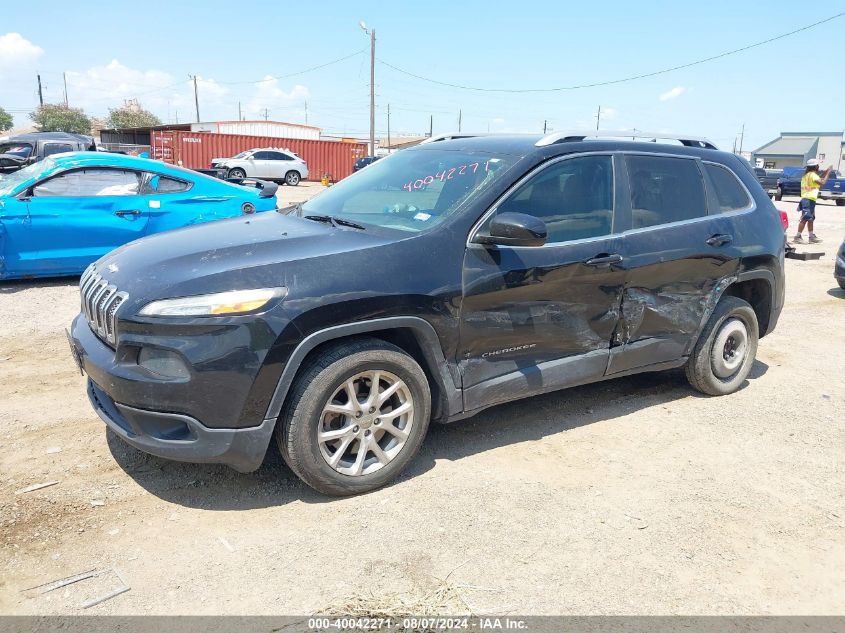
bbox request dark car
[0,131,96,174]
[753,167,782,195]
[352,155,381,172]
[836,239,845,290]
[69,131,785,496]
[775,166,845,205]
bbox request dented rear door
[608,153,740,374]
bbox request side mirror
[474,212,547,247]
[247,156,255,161]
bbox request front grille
[79,265,128,346]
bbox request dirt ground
[1,193,843,616]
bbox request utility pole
[458,109,462,133]
[543,120,547,134]
[238,101,242,121]
[359,22,376,156]
[429,115,433,138]
[387,103,391,153]
[738,123,745,154]
[62,72,68,106]
[596,105,601,131]
[263,108,269,121]
[37,74,44,106]
[191,75,200,122]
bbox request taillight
[780,210,788,230]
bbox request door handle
[584,253,623,267]
[706,234,733,247]
[114,209,141,217]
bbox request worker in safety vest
[793,158,832,244]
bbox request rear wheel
[277,338,431,496]
[685,296,759,396]
[228,168,246,179]
[285,170,301,186]
[775,187,783,201]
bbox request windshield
[0,157,59,196]
[0,143,33,158]
[301,149,516,233]
[233,151,251,159]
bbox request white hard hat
[806,158,821,167]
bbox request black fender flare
[262,316,462,423]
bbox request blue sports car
[0,152,279,279]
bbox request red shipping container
[151,130,368,182]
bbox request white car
[212,148,308,186]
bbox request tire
[228,168,246,179]
[276,338,431,496]
[836,199,845,207]
[685,296,759,396]
[774,187,783,201]
[285,170,301,186]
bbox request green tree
[30,104,92,134]
[106,101,161,129]
[0,106,13,132]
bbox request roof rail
[535,130,718,150]
[419,133,488,145]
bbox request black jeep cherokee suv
[69,132,785,496]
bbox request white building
[190,120,321,141]
[752,131,844,171]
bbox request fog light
[138,347,190,380]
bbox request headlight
[139,287,287,317]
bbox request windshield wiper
[303,214,366,231]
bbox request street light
[359,21,376,157]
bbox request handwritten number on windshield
[402,161,489,192]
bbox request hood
[93,211,393,306]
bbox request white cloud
[0,33,43,75]
[492,117,506,124]
[659,86,685,101]
[244,77,309,121]
[601,107,618,121]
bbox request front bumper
[70,314,277,472]
[87,380,273,472]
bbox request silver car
[212,148,309,185]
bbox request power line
[214,49,366,85]
[377,12,845,93]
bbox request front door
[607,153,743,374]
[19,168,149,276]
[459,154,626,412]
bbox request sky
[2,0,844,152]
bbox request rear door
[607,153,743,374]
[20,168,149,275]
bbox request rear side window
[153,175,191,193]
[43,143,75,157]
[627,156,707,228]
[705,164,752,212]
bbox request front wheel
[774,187,783,201]
[285,170,301,186]
[228,168,246,179]
[277,338,431,496]
[685,296,759,396]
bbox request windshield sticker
[401,159,499,193]
[413,212,432,221]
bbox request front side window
[627,155,707,229]
[32,169,141,197]
[0,143,33,159]
[495,155,614,243]
[299,149,517,233]
[705,164,752,212]
[253,151,274,160]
